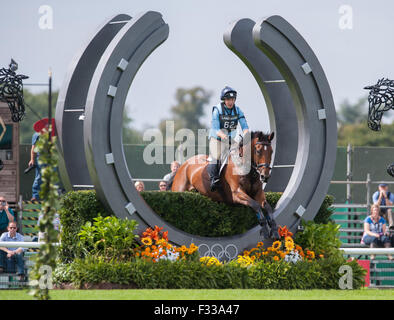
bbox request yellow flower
[141,237,152,246]
[272,241,281,251]
[243,250,250,256]
[257,242,264,248]
[285,240,294,252]
[200,256,221,266]
[285,236,293,243]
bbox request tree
[337,96,368,126]
[20,89,58,144]
[337,121,394,147]
[122,112,143,144]
[158,86,212,145]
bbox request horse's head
[251,131,274,183]
[364,78,394,131]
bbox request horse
[171,131,279,240]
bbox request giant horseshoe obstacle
[55,12,337,258]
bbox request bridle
[252,141,272,183]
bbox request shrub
[78,216,139,261]
[54,256,366,290]
[294,220,343,258]
[58,190,111,263]
[314,194,335,224]
[58,190,335,262]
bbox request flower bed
[54,219,367,290]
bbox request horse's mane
[251,131,271,142]
[239,131,270,148]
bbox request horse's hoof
[271,230,280,241]
[260,225,270,239]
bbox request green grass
[0,289,394,300]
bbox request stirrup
[210,178,220,192]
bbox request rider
[207,86,249,191]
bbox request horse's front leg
[232,188,270,239]
[254,190,280,240]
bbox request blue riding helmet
[220,86,237,100]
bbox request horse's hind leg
[171,165,190,192]
[232,188,271,239]
[262,202,280,240]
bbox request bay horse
[171,131,279,240]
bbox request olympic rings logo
[198,243,238,261]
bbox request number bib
[218,103,238,132]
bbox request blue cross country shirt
[209,103,249,141]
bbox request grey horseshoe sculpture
[56,12,337,254]
[56,14,133,191]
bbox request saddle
[206,137,246,177]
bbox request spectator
[37,212,61,242]
[163,161,180,182]
[362,204,392,260]
[163,161,180,190]
[135,181,145,192]
[29,131,41,201]
[0,196,15,234]
[0,222,26,280]
[158,181,167,191]
[372,183,394,230]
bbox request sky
[1,0,393,133]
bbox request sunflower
[285,236,294,243]
[257,242,264,248]
[272,241,282,251]
[141,237,152,246]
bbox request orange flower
[257,242,264,248]
[162,231,169,241]
[278,225,293,238]
[273,256,279,261]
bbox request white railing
[0,242,59,248]
[341,248,394,255]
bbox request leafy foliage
[294,220,343,259]
[337,96,368,125]
[54,256,366,290]
[28,130,59,300]
[337,121,394,147]
[20,90,58,144]
[58,190,111,263]
[58,190,335,261]
[78,216,139,261]
[158,86,212,144]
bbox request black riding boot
[207,162,220,192]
